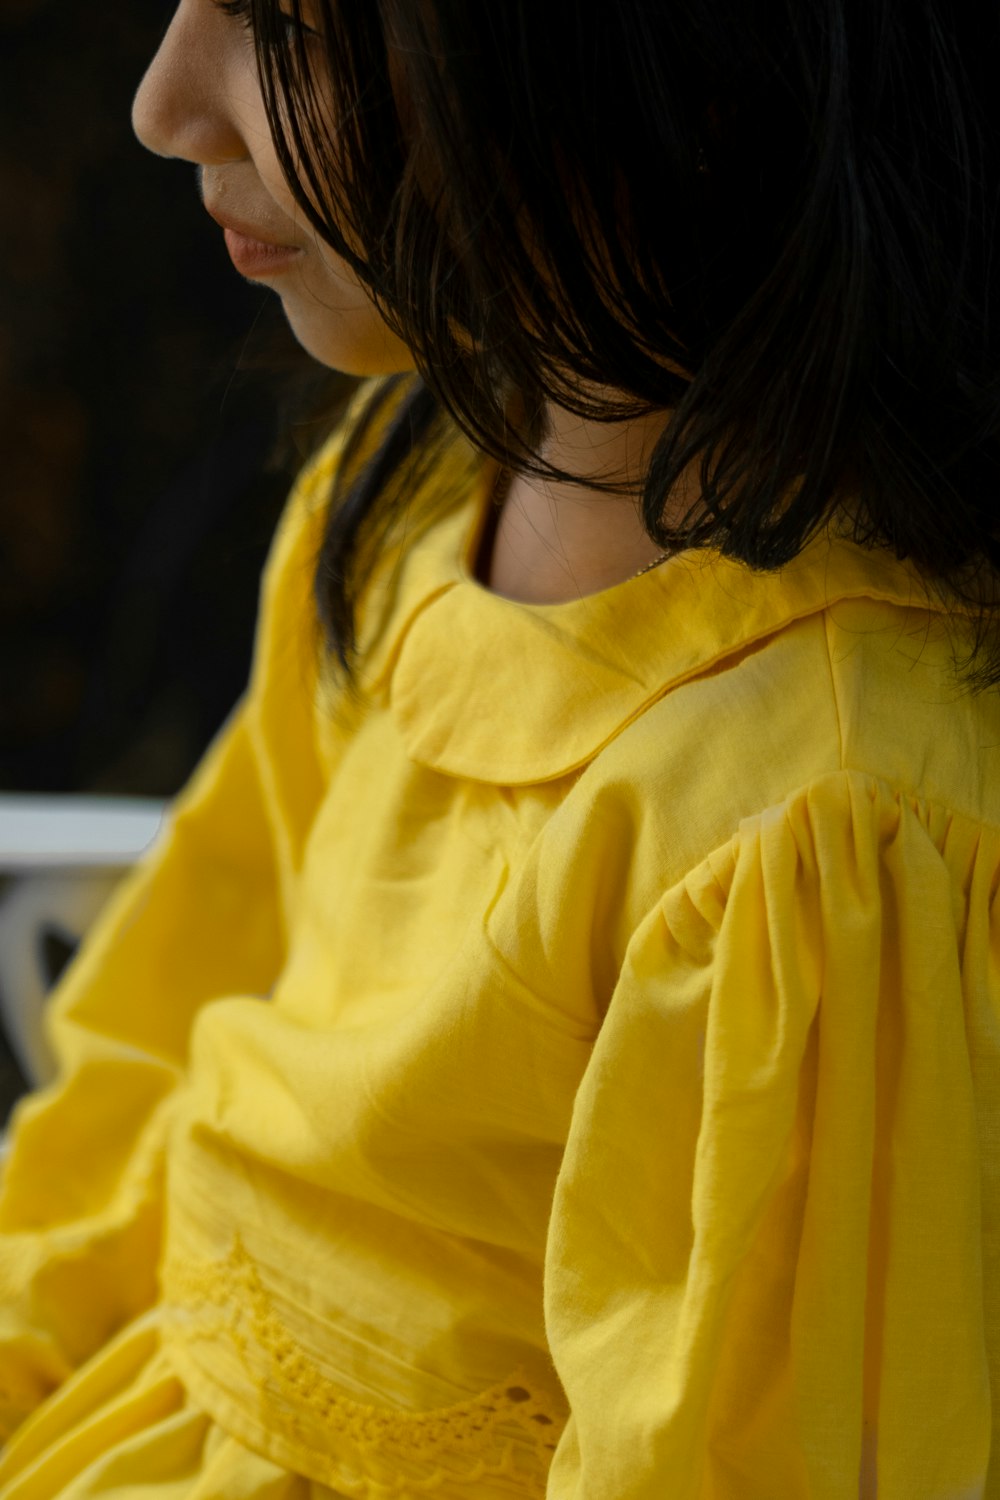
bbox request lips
[203,203,299,251]
[204,204,303,278]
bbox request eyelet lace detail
[162,1234,565,1497]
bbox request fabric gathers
[0,377,996,1500]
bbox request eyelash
[215,0,321,43]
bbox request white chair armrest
[0,794,167,872]
[0,795,168,1091]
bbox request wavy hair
[234,0,1000,685]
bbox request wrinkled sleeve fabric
[543,770,997,1500]
[0,426,344,1444]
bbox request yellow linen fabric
[0,376,997,1500]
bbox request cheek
[283,246,416,375]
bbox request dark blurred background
[0,0,346,798]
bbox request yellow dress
[0,378,997,1500]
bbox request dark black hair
[239,0,1000,686]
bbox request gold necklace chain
[631,550,671,579]
[492,466,671,585]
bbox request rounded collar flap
[353,467,943,786]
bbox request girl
[0,2,997,1497]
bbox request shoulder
[608,553,999,847]
[538,557,1000,970]
[256,375,418,614]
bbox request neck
[481,399,698,603]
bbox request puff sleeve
[542,771,997,1500]
[0,424,343,1445]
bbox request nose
[132,0,247,165]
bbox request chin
[280,300,417,376]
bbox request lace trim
[162,1234,565,1496]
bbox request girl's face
[132,0,416,376]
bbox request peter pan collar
[351,456,947,786]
